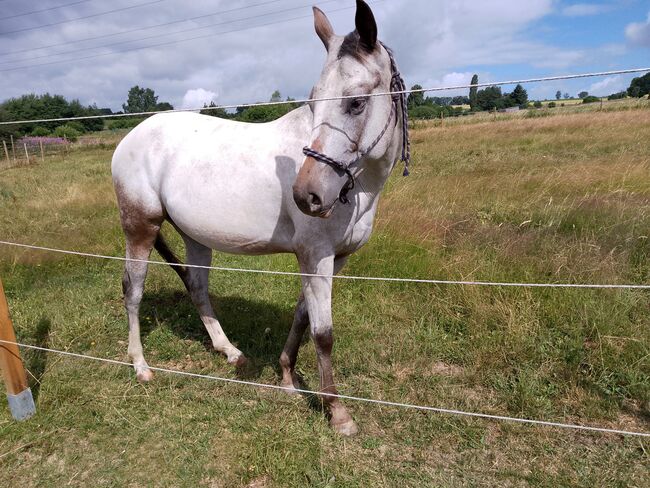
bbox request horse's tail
[154,232,188,283]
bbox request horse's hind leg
[120,210,163,382]
[279,292,309,392]
[180,234,246,366]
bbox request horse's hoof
[136,369,154,382]
[279,380,301,395]
[331,418,359,437]
[228,353,247,368]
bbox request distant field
[540,98,583,106]
[1,107,649,487]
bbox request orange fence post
[0,277,35,420]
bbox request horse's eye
[349,98,367,114]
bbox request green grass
[1,109,649,487]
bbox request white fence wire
[1,339,648,438]
[2,240,650,289]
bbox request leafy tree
[31,126,50,136]
[155,102,173,111]
[408,104,454,120]
[510,84,528,107]
[563,92,570,99]
[476,86,504,111]
[0,93,103,137]
[270,90,282,102]
[628,85,642,98]
[0,105,21,140]
[555,90,562,100]
[582,95,600,104]
[450,95,470,105]
[578,91,589,99]
[200,102,230,119]
[469,74,479,111]
[107,117,145,130]
[548,101,557,108]
[608,92,627,100]
[407,84,424,109]
[234,92,298,123]
[122,86,173,113]
[533,101,543,108]
[53,124,82,141]
[627,73,650,98]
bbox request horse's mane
[338,31,395,60]
[337,31,366,61]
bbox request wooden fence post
[0,278,35,420]
[23,143,29,165]
[39,140,45,163]
[10,135,16,163]
[2,141,9,165]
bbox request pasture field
[540,98,584,106]
[1,107,649,487]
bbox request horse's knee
[188,286,210,310]
[122,269,131,296]
[312,328,334,353]
[122,268,146,313]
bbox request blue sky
[478,0,649,99]
[0,0,648,109]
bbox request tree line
[2,72,649,139]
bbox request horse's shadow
[140,289,298,380]
[24,317,51,402]
[139,289,326,413]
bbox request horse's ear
[355,0,377,52]
[313,6,334,50]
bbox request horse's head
[293,0,406,218]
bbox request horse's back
[112,109,309,179]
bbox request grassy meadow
[0,105,649,486]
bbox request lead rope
[302,43,411,203]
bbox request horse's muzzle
[292,185,334,218]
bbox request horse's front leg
[300,252,358,436]
[280,256,348,393]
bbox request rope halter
[302,43,411,204]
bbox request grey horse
[111,0,409,435]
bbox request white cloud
[419,72,477,96]
[626,12,650,47]
[561,3,613,17]
[587,75,625,96]
[0,0,643,110]
[181,88,218,109]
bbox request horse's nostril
[308,193,322,210]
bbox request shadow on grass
[140,289,296,378]
[25,317,51,402]
[139,289,328,414]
